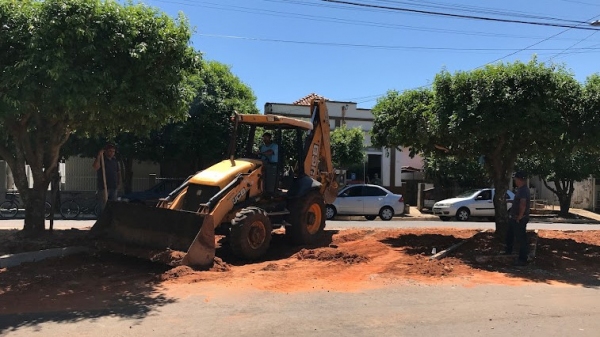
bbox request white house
[264,93,425,202]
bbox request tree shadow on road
[381,230,600,288]
[0,252,177,334]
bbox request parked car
[326,184,405,221]
[432,188,515,221]
[423,187,436,210]
[118,179,185,206]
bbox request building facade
[264,93,424,197]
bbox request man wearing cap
[505,170,531,266]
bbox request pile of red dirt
[1,227,598,315]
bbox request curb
[0,246,90,268]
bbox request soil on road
[0,227,599,317]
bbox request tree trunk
[485,147,517,241]
[543,179,574,218]
[0,115,70,235]
[120,157,134,194]
[23,184,49,234]
[555,180,574,217]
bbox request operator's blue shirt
[259,143,278,163]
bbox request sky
[139,0,600,111]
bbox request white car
[326,184,405,221]
[432,188,515,221]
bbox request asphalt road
[1,283,598,336]
[1,217,599,336]
[1,218,600,231]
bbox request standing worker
[92,143,121,213]
[505,170,531,266]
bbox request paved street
[2,217,600,232]
[1,211,599,336]
[1,283,598,336]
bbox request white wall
[64,157,160,192]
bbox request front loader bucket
[90,201,215,267]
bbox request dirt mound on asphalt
[295,248,370,264]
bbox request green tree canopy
[330,125,365,169]
[0,0,199,232]
[160,60,260,175]
[517,74,600,216]
[423,154,489,191]
[372,59,583,235]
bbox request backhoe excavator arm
[301,99,338,203]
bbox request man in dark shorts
[505,170,531,266]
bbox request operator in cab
[257,132,278,164]
[256,132,278,193]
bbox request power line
[198,33,600,53]
[323,0,600,31]
[151,0,600,43]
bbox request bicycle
[0,192,53,219]
[60,193,101,219]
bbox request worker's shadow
[215,228,338,266]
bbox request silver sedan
[326,184,405,221]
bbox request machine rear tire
[286,191,326,245]
[364,215,377,221]
[230,207,272,260]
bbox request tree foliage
[517,74,600,216]
[0,0,199,232]
[330,125,365,169]
[159,60,259,175]
[372,59,584,235]
[423,154,489,190]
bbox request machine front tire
[230,207,272,260]
[286,191,326,245]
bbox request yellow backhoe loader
[91,98,338,267]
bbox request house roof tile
[292,93,329,105]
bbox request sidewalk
[402,207,600,224]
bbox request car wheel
[439,216,450,221]
[456,207,470,221]
[325,205,337,220]
[379,206,394,221]
[364,215,377,221]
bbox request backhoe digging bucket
[90,201,215,267]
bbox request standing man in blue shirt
[505,170,531,266]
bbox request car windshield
[455,189,482,198]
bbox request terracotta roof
[401,166,422,172]
[292,93,329,105]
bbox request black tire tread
[286,191,326,245]
[230,206,272,260]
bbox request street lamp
[591,20,600,27]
